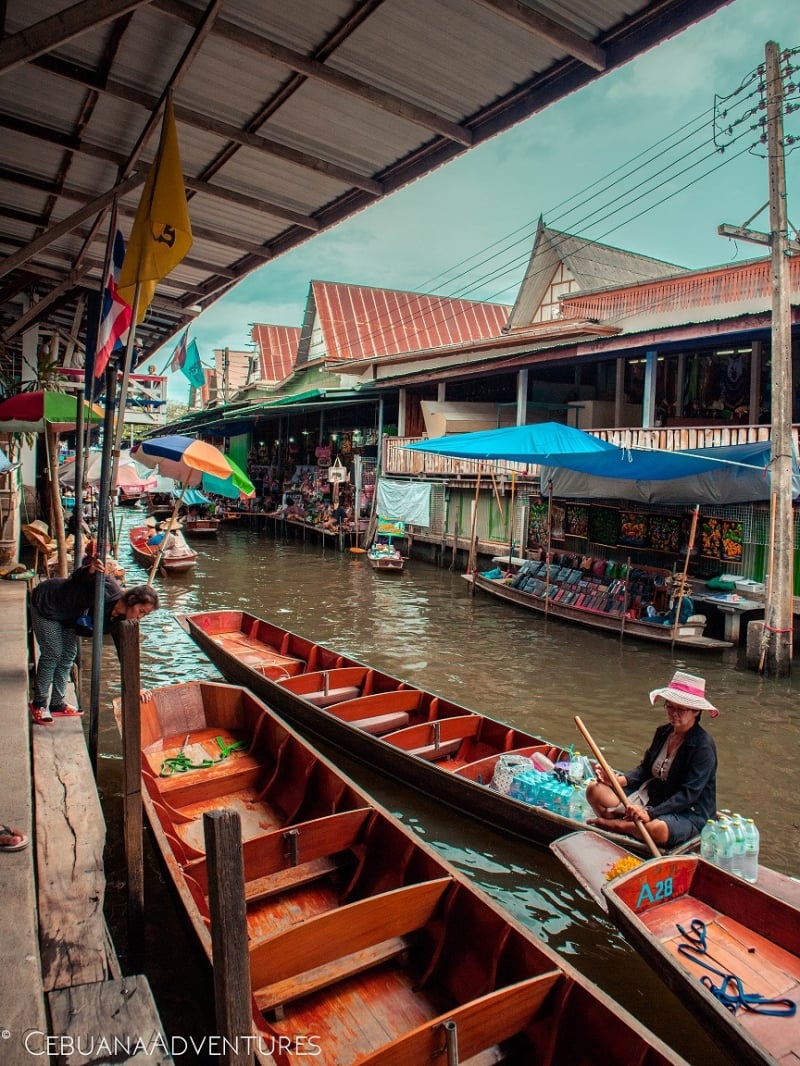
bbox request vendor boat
[550,833,800,1066]
[466,558,732,650]
[367,516,405,572]
[129,523,197,575]
[183,610,696,857]
[134,678,690,1066]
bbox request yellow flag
[118,99,192,324]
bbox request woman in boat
[29,557,159,725]
[585,670,718,848]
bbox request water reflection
[94,516,798,1066]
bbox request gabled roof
[296,280,510,367]
[561,254,800,329]
[250,324,301,385]
[506,219,687,330]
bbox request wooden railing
[384,424,799,480]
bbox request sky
[159,0,800,403]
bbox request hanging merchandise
[327,457,348,484]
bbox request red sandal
[49,704,83,717]
[30,704,54,726]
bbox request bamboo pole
[119,619,144,965]
[543,480,553,618]
[506,472,517,567]
[466,467,482,595]
[671,504,699,645]
[759,491,778,672]
[619,555,631,643]
[148,483,189,583]
[574,715,661,858]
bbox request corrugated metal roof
[1,0,732,375]
[297,279,511,365]
[507,220,687,329]
[250,323,301,384]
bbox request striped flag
[94,229,132,378]
[170,328,188,374]
[171,330,206,388]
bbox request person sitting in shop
[644,587,695,626]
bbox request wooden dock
[0,580,171,1065]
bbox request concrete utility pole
[764,41,794,676]
[719,41,795,675]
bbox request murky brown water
[92,514,799,1065]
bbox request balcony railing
[384,424,796,480]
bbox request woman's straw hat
[649,670,719,717]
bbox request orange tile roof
[299,280,511,366]
[250,324,301,384]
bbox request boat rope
[159,735,246,777]
[676,919,797,1016]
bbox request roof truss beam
[0,0,150,75]
[472,0,606,71]
[153,0,473,146]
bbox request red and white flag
[95,229,132,378]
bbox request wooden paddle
[574,715,661,858]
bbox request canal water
[94,514,799,1065]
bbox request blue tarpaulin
[174,487,210,506]
[406,422,798,503]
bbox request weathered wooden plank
[47,975,172,1064]
[33,720,114,990]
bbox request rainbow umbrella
[131,435,255,499]
[0,390,104,432]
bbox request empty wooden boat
[137,679,690,1066]
[183,610,692,857]
[551,833,800,1066]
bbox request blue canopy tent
[406,423,798,504]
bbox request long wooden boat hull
[368,553,404,572]
[129,525,197,575]
[184,610,690,857]
[601,853,800,1066]
[467,572,732,650]
[181,517,220,536]
[136,679,689,1066]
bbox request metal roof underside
[0,0,733,376]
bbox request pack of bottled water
[508,749,595,822]
[699,812,759,882]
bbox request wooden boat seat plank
[330,690,424,724]
[250,877,452,996]
[245,855,343,903]
[184,808,372,895]
[304,686,363,707]
[254,936,410,1011]
[383,715,481,752]
[409,739,463,761]
[352,973,563,1066]
[354,711,410,735]
[152,759,263,806]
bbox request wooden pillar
[437,381,446,402]
[516,368,528,426]
[204,810,252,1065]
[642,350,658,427]
[750,340,762,424]
[119,619,144,965]
[614,358,625,427]
[397,388,407,437]
[676,353,687,417]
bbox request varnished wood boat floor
[641,896,800,1061]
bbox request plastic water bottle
[715,823,734,872]
[568,750,585,785]
[568,785,590,823]
[699,819,717,864]
[730,815,746,878]
[742,819,759,883]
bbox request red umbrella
[0,390,104,433]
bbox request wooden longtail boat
[129,524,197,575]
[138,679,690,1066]
[465,570,732,650]
[367,543,404,572]
[183,610,692,857]
[551,833,800,1066]
[181,514,221,537]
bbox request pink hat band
[670,678,704,700]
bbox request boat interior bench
[183,808,373,903]
[144,732,264,810]
[250,877,452,1014]
[383,715,481,761]
[326,689,425,735]
[353,973,562,1066]
[278,666,371,708]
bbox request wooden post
[204,810,252,1065]
[466,467,482,593]
[119,619,144,965]
[46,424,68,577]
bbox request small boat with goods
[136,679,691,1066]
[367,517,406,572]
[129,523,197,575]
[550,833,800,1066]
[466,557,732,650]
[184,610,691,857]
